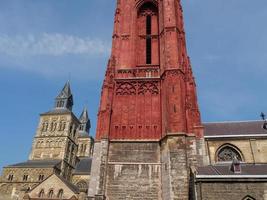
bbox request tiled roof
[203,120,267,136]
[6,160,61,168]
[73,157,92,175]
[197,163,267,176]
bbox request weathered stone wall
[0,167,54,199]
[106,142,162,200]
[196,181,267,200]
[88,140,109,199]
[27,174,78,199]
[161,135,192,200]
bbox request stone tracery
[217,144,242,162]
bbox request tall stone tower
[88,0,207,199]
[29,82,80,180]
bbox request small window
[38,174,44,181]
[7,174,13,181]
[48,189,54,198]
[23,175,28,181]
[57,189,64,198]
[39,189,45,198]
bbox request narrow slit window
[146,15,151,35]
[146,15,152,64]
[146,37,152,64]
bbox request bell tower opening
[136,2,159,66]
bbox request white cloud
[0,33,110,56]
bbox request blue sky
[0,0,267,170]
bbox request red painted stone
[96,0,203,141]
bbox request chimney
[231,156,241,174]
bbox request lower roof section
[196,163,267,179]
[203,120,267,137]
[6,160,61,169]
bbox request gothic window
[242,195,255,200]
[217,144,242,162]
[7,174,13,181]
[23,174,28,181]
[57,189,64,198]
[39,189,45,198]
[146,14,152,64]
[137,2,159,65]
[48,189,54,198]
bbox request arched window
[136,2,159,66]
[48,189,54,198]
[38,189,45,198]
[57,189,64,198]
[216,144,242,162]
[7,174,13,181]
[38,174,44,181]
[242,195,255,200]
[23,174,29,181]
[77,180,88,190]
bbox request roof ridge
[203,120,262,124]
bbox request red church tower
[89,0,207,199]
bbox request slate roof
[197,163,267,176]
[55,173,79,193]
[73,157,92,175]
[56,81,72,99]
[6,160,61,169]
[41,108,72,115]
[79,107,89,123]
[203,120,267,137]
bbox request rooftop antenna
[260,112,267,130]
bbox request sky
[0,0,267,170]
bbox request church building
[1,0,267,200]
